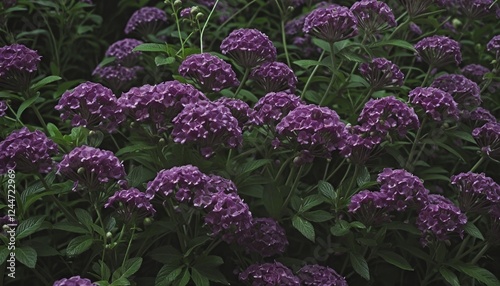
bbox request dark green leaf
[53,222,88,234]
[302,210,334,222]
[238,159,271,175]
[112,257,142,281]
[66,235,93,257]
[0,247,9,264]
[439,267,460,286]
[110,277,130,286]
[30,76,62,91]
[350,252,370,280]
[16,246,37,268]
[178,269,190,286]
[464,221,484,240]
[156,266,183,286]
[377,251,414,271]
[193,256,228,285]
[292,216,315,242]
[149,246,182,264]
[16,95,40,118]
[191,268,209,286]
[450,263,500,286]
[262,184,283,219]
[299,195,324,212]
[133,43,167,53]
[356,166,370,187]
[74,208,93,229]
[318,180,336,200]
[155,56,176,66]
[16,216,46,239]
[330,220,351,236]
[369,40,416,52]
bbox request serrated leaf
[16,246,37,268]
[74,208,93,229]
[262,184,283,219]
[110,277,130,286]
[133,43,167,52]
[292,216,315,242]
[299,195,324,212]
[16,216,46,239]
[301,210,334,222]
[377,251,414,271]
[370,39,416,52]
[112,257,142,281]
[155,56,175,66]
[439,267,460,286]
[191,268,209,286]
[451,263,500,286]
[238,159,271,174]
[0,247,9,264]
[149,246,182,264]
[293,59,323,69]
[356,166,370,187]
[156,266,183,286]
[193,256,228,285]
[30,75,61,91]
[463,221,484,240]
[53,222,88,234]
[350,252,370,280]
[330,220,351,236]
[66,235,93,257]
[318,180,336,200]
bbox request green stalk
[94,204,107,276]
[282,165,304,209]
[318,42,336,106]
[406,117,427,171]
[122,225,136,267]
[301,50,326,99]
[281,19,292,67]
[234,68,250,97]
[470,156,485,173]
[200,0,220,52]
[421,65,434,87]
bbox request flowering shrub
[1,1,499,285]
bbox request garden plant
[1,0,500,285]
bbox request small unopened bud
[158,138,166,146]
[174,0,182,7]
[144,217,153,226]
[452,18,462,28]
[77,167,85,174]
[106,231,112,238]
[191,6,199,14]
[196,13,204,20]
[130,121,136,128]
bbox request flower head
[57,146,126,192]
[118,81,207,132]
[178,53,239,92]
[397,0,435,18]
[414,36,462,67]
[297,264,348,286]
[339,128,380,165]
[458,0,494,19]
[348,190,390,226]
[408,87,460,121]
[0,127,58,175]
[409,22,423,36]
[193,174,238,209]
[303,5,358,43]
[417,194,467,246]
[105,188,156,221]
[356,96,420,144]
[239,262,300,286]
[466,107,497,125]
[124,7,167,35]
[53,276,95,286]
[0,44,41,90]
[92,65,142,92]
[251,92,304,126]
[250,61,298,93]
[238,218,288,257]
[350,0,396,35]
[220,28,277,68]
[172,101,242,158]
[461,64,490,84]
[359,57,404,90]
[214,97,254,127]
[55,82,125,132]
[487,35,500,59]
[0,100,7,117]
[431,74,481,109]
[377,168,429,211]
[472,122,500,160]
[105,38,143,66]
[451,172,500,214]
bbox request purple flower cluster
[57,146,126,192]
[0,127,58,175]
[297,264,348,286]
[53,276,95,286]
[408,87,460,122]
[124,7,167,35]
[451,172,500,213]
[105,188,156,220]
[92,65,142,91]
[250,62,298,93]
[398,0,434,17]
[0,44,41,77]
[303,5,358,43]
[359,57,404,90]
[416,194,467,245]
[0,100,7,117]
[414,36,462,67]
[468,107,497,124]
[193,174,238,208]
[409,22,423,36]
[118,81,207,132]
[105,38,143,66]
[431,74,481,109]
[178,53,239,92]
[220,28,277,68]
[458,0,494,19]
[274,104,347,162]
[487,35,500,58]
[472,122,500,160]
[146,165,208,202]
[339,129,379,165]
[214,97,253,127]
[377,168,429,211]
[239,217,288,257]
[239,262,300,286]
[55,82,125,132]
[171,101,242,158]
[349,190,390,225]
[251,92,303,126]
[461,64,490,84]
[356,96,420,144]
[350,0,396,34]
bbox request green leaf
[439,267,460,286]
[299,195,324,212]
[463,221,484,240]
[292,216,315,242]
[447,130,476,144]
[156,265,183,286]
[262,184,283,219]
[16,95,40,118]
[193,256,228,285]
[149,246,182,264]
[238,159,271,175]
[451,263,500,286]
[109,277,130,286]
[133,43,167,53]
[127,166,156,188]
[53,222,88,234]
[330,220,351,236]
[184,236,211,258]
[115,144,156,156]
[369,39,416,52]
[350,252,370,280]
[423,139,466,162]
[97,57,116,67]
[16,215,46,239]
[74,208,93,229]
[30,75,62,91]
[16,246,37,268]
[293,60,323,69]
[301,210,334,222]
[377,251,414,271]
[356,166,370,187]
[47,123,63,138]
[0,247,9,264]
[191,268,210,286]
[112,257,143,281]
[178,269,190,286]
[155,56,176,66]
[318,180,336,200]
[92,261,112,281]
[66,235,93,257]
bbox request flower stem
[31,105,49,134]
[470,243,489,264]
[122,225,136,267]
[301,50,326,99]
[234,68,250,97]
[200,0,220,53]
[470,156,485,173]
[421,65,434,87]
[38,175,78,222]
[94,203,107,276]
[280,19,291,67]
[406,117,427,171]
[319,43,336,106]
[282,165,304,210]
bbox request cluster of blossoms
[348,190,391,226]
[339,128,380,165]
[274,104,347,164]
[408,87,460,122]
[0,100,7,117]
[104,38,143,66]
[214,97,253,127]
[55,82,125,132]
[472,122,500,160]
[350,0,396,35]
[355,96,420,144]
[220,28,277,68]
[250,61,298,93]
[414,35,462,67]
[451,172,500,213]
[178,53,239,93]
[171,101,242,158]
[105,188,156,221]
[238,217,288,257]
[57,145,126,192]
[409,22,423,36]
[487,35,500,59]
[0,44,41,90]
[239,262,300,285]
[53,276,95,286]
[0,127,58,174]
[303,5,358,43]
[431,74,481,109]
[250,92,303,126]
[398,0,435,17]
[92,65,143,91]
[466,107,497,125]
[461,64,490,84]
[416,194,467,245]
[457,0,494,19]
[117,80,207,132]
[297,264,348,286]
[377,168,430,211]
[359,57,404,90]
[124,6,167,35]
